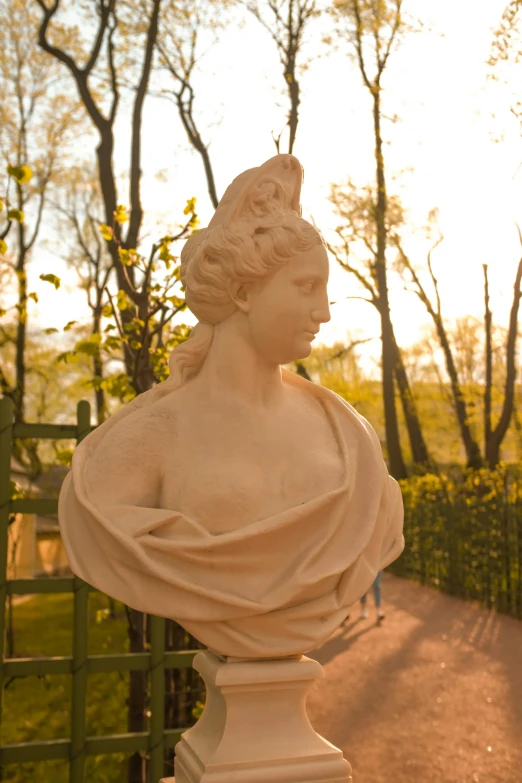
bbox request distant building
[8,458,70,579]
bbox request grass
[3,592,132,783]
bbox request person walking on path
[360,570,385,622]
[342,571,385,625]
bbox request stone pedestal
[160,649,351,783]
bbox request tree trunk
[12,217,41,479]
[295,361,312,381]
[92,308,107,425]
[176,91,219,209]
[372,91,407,480]
[485,257,522,467]
[286,53,300,154]
[391,330,431,467]
[483,264,492,458]
[14,246,27,424]
[164,621,205,778]
[127,609,147,783]
[433,313,483,468]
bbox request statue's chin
[256,339,313,368]
[290,341,314,363]
[276,349,313,367]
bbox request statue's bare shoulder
[84,397,179,507]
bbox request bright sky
[27,0,522,368]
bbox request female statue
[59,154,404,659]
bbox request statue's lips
[304,331,317,340]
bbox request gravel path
[307,572,522,783]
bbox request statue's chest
[159,408,344,533]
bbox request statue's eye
[300,281,314,294]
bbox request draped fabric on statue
[59,370,404,658]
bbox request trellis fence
[0,395,196,782]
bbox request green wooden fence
[0,395,197,782]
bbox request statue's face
[245,243,331,365]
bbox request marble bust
[58,154,404,659]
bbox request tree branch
[127,0,162,249]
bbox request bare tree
[156,0,227,208]
[0,0,82,477]
[247,0,320,154]
[483,252,522,467]
[393,236,484,468]
[326,198,430,469]
[54,167,115,424]
[32,4,174,780]
[35,0,164,395]
[331,0,407,478]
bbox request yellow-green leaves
[183,197,197,215]
[7,209,24,223]
[63,320,77,331]
[114,204,129,224]
[55,449,74,467]
[10,479,24,502]
[100,224,113,241]
[7,164,32,185]
[44,327,59,335]
[123,317,145,336]
[98,372,136,404]
[159,241,171,263]
[118,247,138,266]
[165,295,185,309]
[74,332,102,357]
[103,334,122,352]
[116,289,132,311]
[0,200,4,211]
[28,292,38,303]
[99,205,129,243]
[39,273,61,289]
[0,239,7,255]
[102,303,113,318]
[158,237,178,267]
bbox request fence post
[69,401,91,783]
[0,397,13,777]
[149,614,166,782]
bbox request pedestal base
[164,650,351,783]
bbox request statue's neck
[193,316,283,408]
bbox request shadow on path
[306,573,522,783]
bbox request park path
[307,573,522,783]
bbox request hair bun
[180,227,211,286]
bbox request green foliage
[6,164,32,185]
[3,592,131,783]
[391,465,522,618]
[39,273,61,290]
[9,479,24,501]
[97,372,136,403]
[0,162,33,257]
[191,700,205,721]
[7,208,24,223]
[183,197,199,229]
[99,223,113,241]
[113,204,129,224]
[54,448,74,467]
[60,198,198,401]
[74,333,102,358]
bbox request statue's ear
[227,279,253,313]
